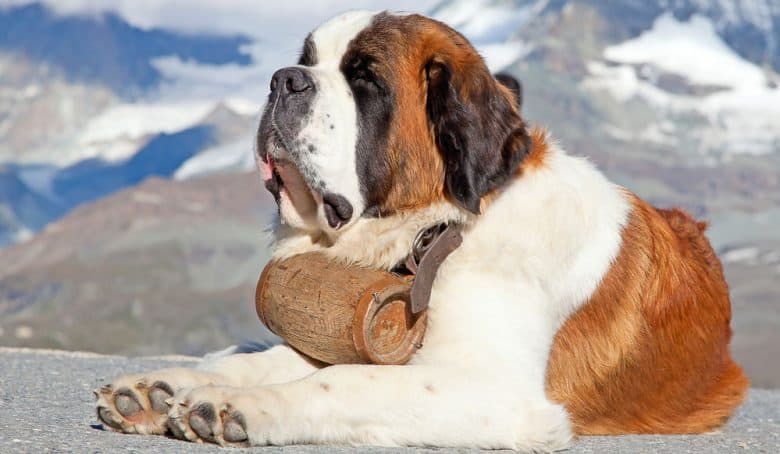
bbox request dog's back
[546,194,748,434]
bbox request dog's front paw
[94,368,219,436]
[167,386,253,447]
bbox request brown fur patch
[522,128,550,172]
[546,194,748,434]
[348,13,525,215]
[344,14,448,215]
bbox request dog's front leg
[95,344,321,435]
[167,364,572,451]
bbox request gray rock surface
[0,348,777,453]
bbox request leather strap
[404,223,463,314]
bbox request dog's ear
[426,59,530,214]
[494,72,523,110]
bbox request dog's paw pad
[167,392,250,446]
[94,378,174,435]
[168,398,200,442]
[221,405,248,444]
[114,388,143,417]
[188,402,218,442]
[148,381,174,413]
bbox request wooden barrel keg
[255,252,427,365]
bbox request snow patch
[436,1,532,43]
[79,102,214,144]
[721,246,760,263]
[75,138,147,165]
[585,61,684,107]
[605,14,767,88]
[762,250,780,264]
[638,123,678,146]
[224,98,262,117]
[603,124,634,141]
[174,140,255,180]
[70,100,217,165]
[479,42,532,71]
[587,13,780,156]
[149,49,277,102]
[13,227,34,244]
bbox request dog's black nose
[271,67,314,97]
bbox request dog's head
[257,11,529,235]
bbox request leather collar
[397,223,463,314]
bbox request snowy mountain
[0,164,64,244]
[0,3,252,95]
[0,3,260,165]
[587,13,780,157]
[647,0,780,72]
[508,0,780,73]
[434,0,780,154]
[0,101,256,247]
[0,3,262,245]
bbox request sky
[0,0,443,39]
[0,1,446,102]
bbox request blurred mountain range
[0,1,778,386]
[0,3,259,245]
[0,3,252,95]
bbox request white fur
[271,200,467,268]
[292,11,376,234]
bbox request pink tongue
[259,155,274,181]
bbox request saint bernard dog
[95,11,748,451]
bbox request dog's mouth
[260,149,313,207]
[260,144,353,230]
[259,152,287,200]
